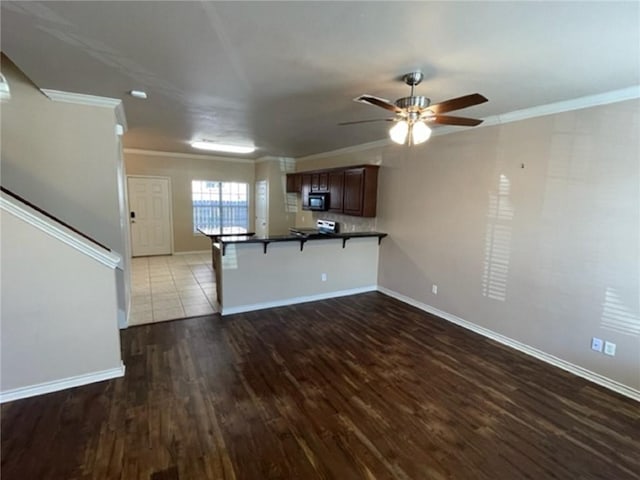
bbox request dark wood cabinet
[301,174,312,210]
[343,166,379,217]
[294,165,378,217]
[343,169,365,216]
[318,173,328,192]
[309,172,329,192]
[286,173,302,193]
[328,171,344,212]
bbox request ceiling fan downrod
[396,72,429,110]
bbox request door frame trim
[255,179,269,237]
[126,175,174,256]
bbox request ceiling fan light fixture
[389,120,431,145]
[190,141,255,154]
[411,121,431,145]
[348,71,487,145]
[389,121,409,144]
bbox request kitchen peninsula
[199,224,386,315]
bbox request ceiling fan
[341,72,488,145]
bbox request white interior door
[127,176,172,256]
[255,180,268,237]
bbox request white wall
[221,237,380,314]
[294,98,640,395]
[124,150,256,252]
[255,157,298,235]
[1,206,123,401]
[1,56,131,328]
[1,58,125,255]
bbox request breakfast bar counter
[197,226,255,240]
[213,231,387,255]
[199,226,387,315]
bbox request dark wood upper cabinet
[309,172,329,192]
[318,173,329,192]
[328,171,344,212]
[294,165,378,217]
[286,173,302,193]
[343,169,364,216]
[343,166,379,217]
[301,174,312,210]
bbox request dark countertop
[211,231,388,255]
[197,227,255,239]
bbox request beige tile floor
[129,253,217,326]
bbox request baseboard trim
[222,285,378,316]
[0,362,126,403]
[172,250,210,256]
[377,287,640,402]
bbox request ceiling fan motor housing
[395,96,430,111]
[403,71,424,86]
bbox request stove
[290,219,339,237]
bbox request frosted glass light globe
[389,121,409,144]
[411,121,432,144]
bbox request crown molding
[40,88,121,108]
[123,148,255,164]
[115,103,128,132]
[297,85,640,161]
[433,86,640,137]
[486,85,640,128]
[297,138,390,163]
[255,155,295,164]
[40,88,128,132]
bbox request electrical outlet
[591,337,603,352]
[321,273,327,282]
[604,341,616,356]
[431,284,438,295]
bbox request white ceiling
[2,1,639,159]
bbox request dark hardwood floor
[2,292,639,479]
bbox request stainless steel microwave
[307,192,329,211]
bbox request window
[192,180,249,233]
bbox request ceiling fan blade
[428,93,488,114]
[355,95,402,113]
[339,118,394,125]
[431,115,484,127]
